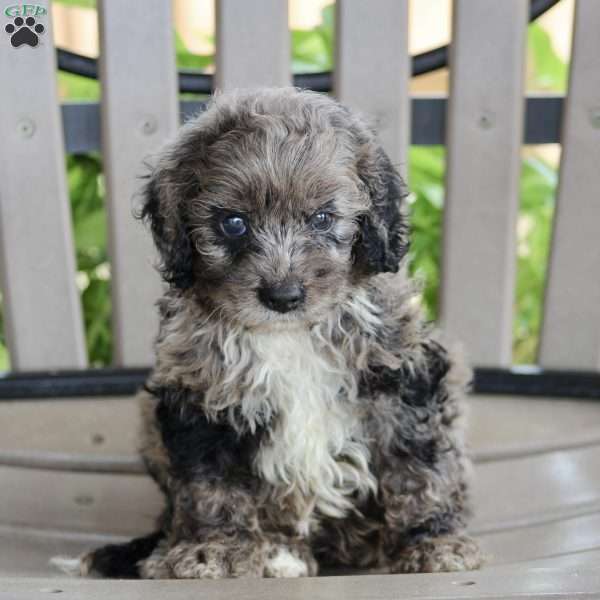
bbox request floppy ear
[139,166,195,290]
[352,144,409,275]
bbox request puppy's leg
[137,534,316,579]
[136,388,317,579]
[52,530,164,578]
[365,339,483,573]
[389,534,481,573]
[263,538,318,578]
[144,534,266,579]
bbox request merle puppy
[73,88,481,578]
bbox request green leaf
[292,30,331,72]
[58,72,100,102]
[0,342,9,371]
[291,3,335,73]
[175,32,213,71]
[65,153,112,365]
[527,23,568,92]
[74,209,106,254]
[53,0,96,8]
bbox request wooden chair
[1,1,600,597]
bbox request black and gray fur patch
[150,385,263,483]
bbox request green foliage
[57,72,99,101]
[67,154,112,366]
[514,157,555,363]
[292,4,335,72]
[0,302,8,370]
[407,146,445,321]
[53,0,96,8]
[527,23,568,92]
[175,33,213,72]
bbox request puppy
[73,87,481,578]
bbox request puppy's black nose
[258,281,305,313]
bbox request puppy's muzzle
[258,280,305,313]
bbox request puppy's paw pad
[264,546,309,578]
[392,535,483,574]
[167,543,228,579]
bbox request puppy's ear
[138,166,195,290]
[352,144,409,275]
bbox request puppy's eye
[310,211,334,232]
[221,214,247,238]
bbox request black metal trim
[0,366,598,400]
[473,367,600,399]
[61,95,564,154]
[56,0,562,93]
[0,369,150,400]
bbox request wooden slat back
[441,0,528,368]
[98,1,178,367]
[334,0,410,172]
[215,0,291,90]
[0,1,86,371]
[539,0,600,371]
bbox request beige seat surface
[2,393,600,598]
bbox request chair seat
[2,394,600,597]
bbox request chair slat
[5,566,600,597]
[539,0,600,371]
[215,0,291,90]
[441,0,528,367]
[0,398,139,459]
[472,443,600,534]
[335,0,410,170]
[0,1,86,371]
[98,1,178,367]
[479,511,600,566]
[468,395,600,461]
[0,466,160,536]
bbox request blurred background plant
[0,1,569,369]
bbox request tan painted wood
[98,1,178,366]
[0,466,162,536]
[3,569,600,599]
[0,0,86,370]
[0,451,143,474]
[539,0,600,371]
[479,512,600,567]
[6,441,600,541]
[5,393,600,471]
[4,522,600,578]
[3,396,600,584]
[4,528,600,579]
[0,525,127,578]
[467,395,600,461]
[5,442,600,540]
[0,397,140,458]
[335,0,410,171]
[215,0,290,90]
[441,0,528,368]
[501,547,600,570]
[472,444,600,534]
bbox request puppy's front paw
[390,535,483,573]
[164,539,266,579]
[264,545,314,578]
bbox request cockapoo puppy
[65,87,482,578]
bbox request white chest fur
[231,327,376,526]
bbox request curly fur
[73,88,481,579]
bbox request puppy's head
[141,88,408,328]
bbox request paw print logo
[5,16,45,48]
